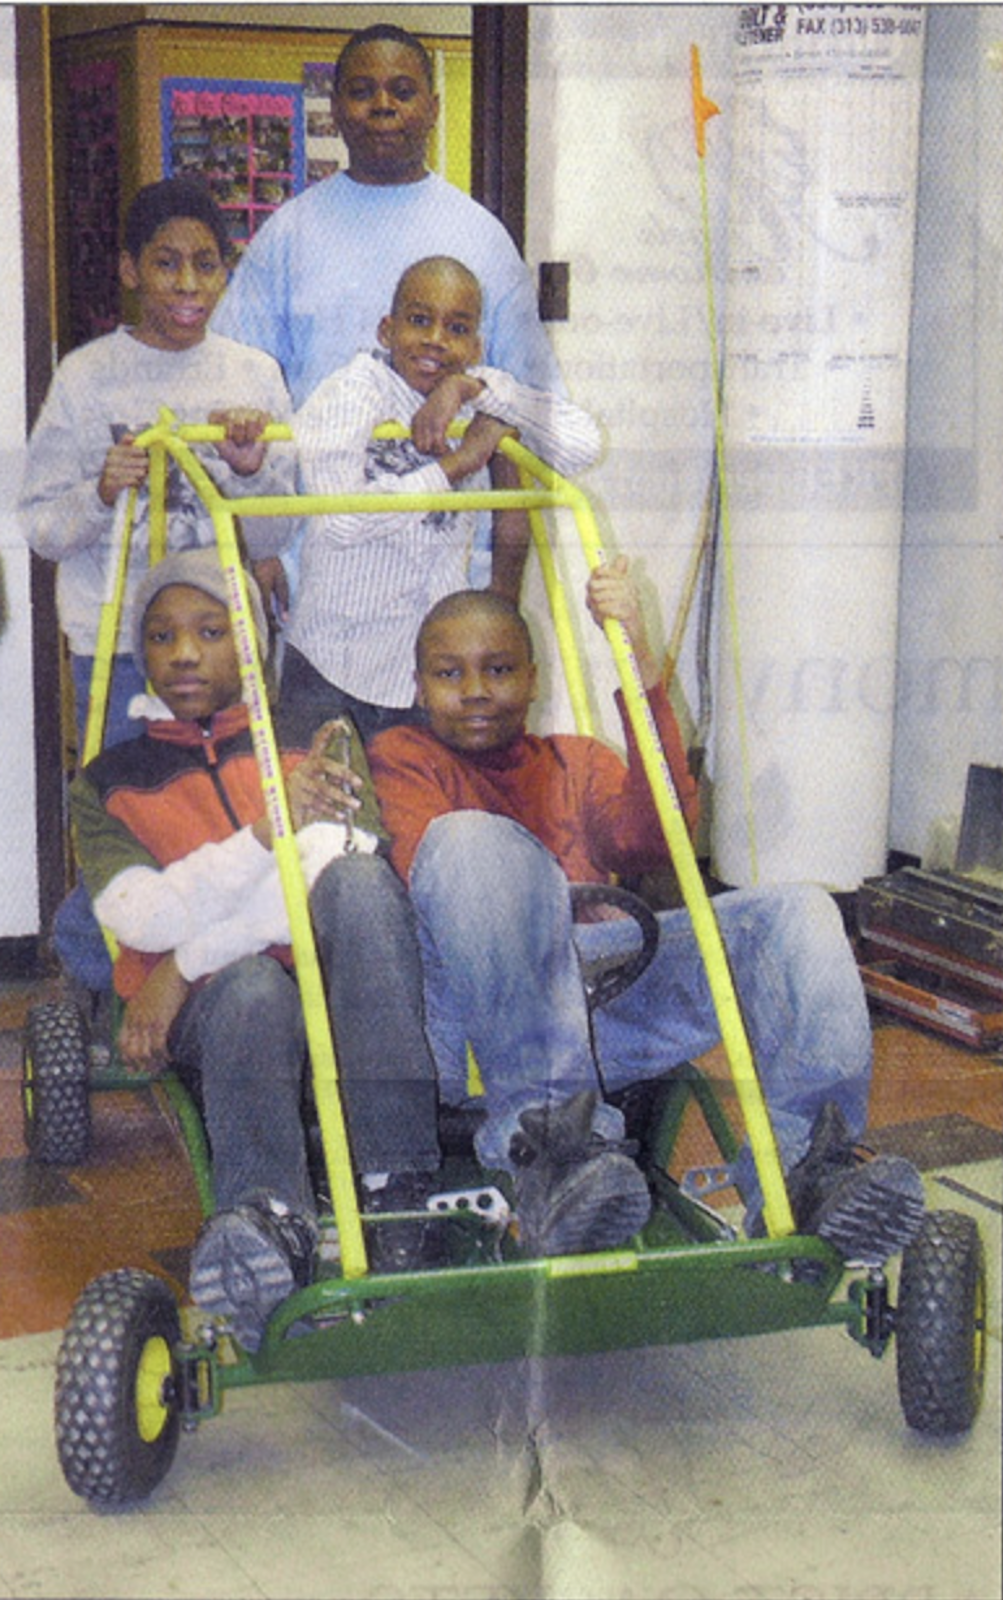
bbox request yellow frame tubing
[128,414,795,1244]
[522,471,596,738]
[146,410,171,565]
[514,447,793,1237]
[82,488,138,767]
[131,418,372,1276]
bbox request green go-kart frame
[30,414,986,1506]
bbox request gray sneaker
[786,1102,925,1265]
[510,1090,652,1257]
[189,1195,316,1352]
[808,1155,926,1265]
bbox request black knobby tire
[55,1269,182,1504]
[895,1209,987,1436]
[22,1001,92,1165]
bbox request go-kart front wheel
[55,1269,182,1504]
[22,1000,91,1165]
[895,1209,987,1436]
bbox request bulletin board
[161,78,306,255]
[302,61,349,185]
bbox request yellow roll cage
[87,409,795,1279]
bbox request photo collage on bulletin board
[302,62,349,185]
[162,68,349,259]
[161,77,307,257]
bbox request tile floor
[0,977,999,1600]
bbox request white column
[712,3,925,889]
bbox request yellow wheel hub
[972,1269,988,1382]
[135,1335,172,1444]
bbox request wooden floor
[1,976,1001,1342]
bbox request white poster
[725,4,925,447]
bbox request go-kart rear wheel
[22,1000,91,1165]
[55,1269,182,1504]
[895,1209,986,1436]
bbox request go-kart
[25,416,986,1504]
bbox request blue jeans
[54,655,149,991]
[408,813,872,1215]
[167,852,439,1218]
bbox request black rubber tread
[895,1209,987,1436]
[22,1001,92,1165]
[55,1268,182,1504]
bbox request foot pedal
[425,1186,510,1228]
[680,1163,734,1201]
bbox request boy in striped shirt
[277,255,601,746]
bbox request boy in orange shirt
[370,559,925,1262]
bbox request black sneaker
[787,1102,925,1265]
[189,1194,317,1352]
[509,1090,652,1258]
[364,1174,451,1274]
[807,1156,926,1264]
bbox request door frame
[471,4,528,255]
[18,6,67,949]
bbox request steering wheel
[570,883,661,1011]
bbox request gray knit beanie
[132,548,269,673]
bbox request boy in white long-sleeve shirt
[277,255,602,746]
[19,177,296,750]
[21,178,297,990]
